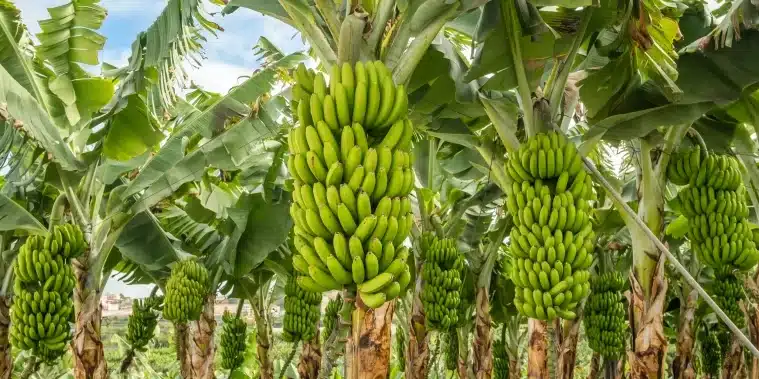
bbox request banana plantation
[1,0,759,377]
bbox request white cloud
[184,60,258,94]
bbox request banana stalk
[253,297,274,379]
[473,287,494,379]
[555,310,584,379]
[722,335,747,378]
[587,352,600,379]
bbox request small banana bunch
[505,132,594,321]
[420,233,464,330]
[322,295,343,339]
[126,295,163,351]
[10,224,83,364]
[712,270,746,329]
[493,338,509,379]
[668,146,743,189]
[282,275,321,342]
[220,310,248,370]
[584,272,627,359]
[670,149,757,270]
[288,61,415,309]
[700,329,722,377]
[444,330,457,372]
[163,260,210,323]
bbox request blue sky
[16,0,306,296]
[17,0,306,93]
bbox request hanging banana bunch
[220,310,248,370]
[282,275,322,342]
[669,147,757,330]
[493,337,509,379]
[10,224,85,364]
[700,327,722,377]
[420,232,465,330]
[505,131,594,321]
[322,295,343,340]
[125,294,163,351]
[288,61,414,308]
[583,272,627,359]
[163,260,210,323]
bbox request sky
[15,0,307,297]
[17,0,306,94]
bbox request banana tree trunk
[473,287,493,379]
[587,352,600,379]
[723,336,747,379]
[748,304,759,379]
[298,332,321,379]
[175,322,191,376]
[673,288,698,379]
[72,258,107,379]
[253,300,274,379]
[458,325,471,379]
[628,254,668,379]
[508,358,520,379]
[555,316,583,379]
[180,295,216,379]
[406,271,430,379]
[345,301,394,379]
[527,319,548,379]
[0,296,9,379]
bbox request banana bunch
[584,272,627,359]
[671,150,758,270]
[493,338,509,379]
[420,233,464,330]
[287,61,415,309]
[322,295,343,339]
[444,330,457,372]
[9,226,82,364]
[712,270,746,329]
[220,310,248,370]
[700,330,722,377]
[163,260,210,323]
[282,275,321,342]
[125,295,163,351]
[668,146,743,190]
[292,62,408,132]
[505,132,594,321]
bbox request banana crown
[420,233,465,331]
[282,275,322,343]
[163,259,210,323]
[583,272,627,359]
[220,310,248,370]
[505,132,595,322]
[670,149,758,271]
[287,61,415,309]
[126,295,163,350]
[10,223,83,363]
